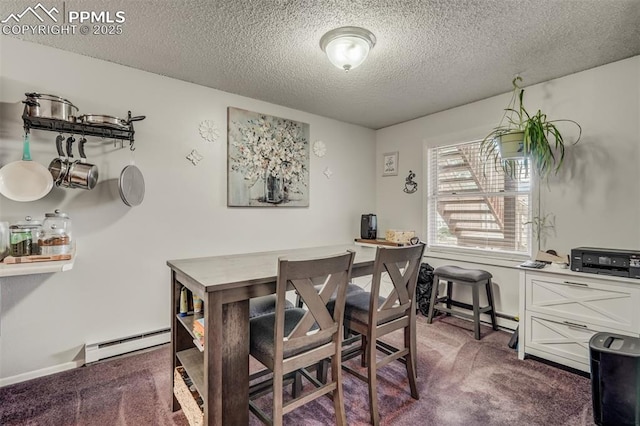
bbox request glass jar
[10,216,43,256]
[40,210,73,255]
[0,222,9,260]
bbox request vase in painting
[264,173,284,204]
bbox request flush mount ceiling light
[320,26,376,72]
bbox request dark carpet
[0,316,594,425]
[0,347,188,426]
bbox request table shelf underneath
[176,347,205,398]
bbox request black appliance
[590,332,640,426]
[570,247,640,279]
[360,214,377,239]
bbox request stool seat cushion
[314,282,366,300]
[250,308,328,362]
[343,291,404,325]
[341,283,367,298]
[320,284,368,317]
[249,295,294,319]
[297,282,366,308]
[434,265,492,282]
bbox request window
[427,140,531,257]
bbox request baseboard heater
[85,328,171,364]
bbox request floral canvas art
[228,107,310,206]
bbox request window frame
[425,139,533,260]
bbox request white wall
[376,56,640,321]
[0,37,376,381]
[2,38,638,384]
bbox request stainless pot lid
[119,164,145,206]
[25,92,77,108]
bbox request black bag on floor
[416,262,435,317]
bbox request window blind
[427,140,531,256]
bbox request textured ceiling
[1,0,639,129]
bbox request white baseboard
[85,328,170,364]
[1,328,171,387]
[496,317,518,331]
[0,360,83,388]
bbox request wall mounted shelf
[22,110,144,150]
[0,246,76,278]
[0,257,74,277]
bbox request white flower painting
[227,107,310,206]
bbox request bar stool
[341,243,426,425]
[248,251,355,425]
[426,265,498,340]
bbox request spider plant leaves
[480,79,582,180]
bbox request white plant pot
[497,131,526,160]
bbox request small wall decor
[199,120,220,143]
[323,166,333,179]
[227,107,310,207]
[186,149,204,166]
[313,140,327,157]
[382,151,398,176]
[403,170,418,193]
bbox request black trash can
[590,332,640,426]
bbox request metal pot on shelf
[78,114,128,128]
[77,114,145,129]
[48,134,70,186]
[23,93,78,122]
[64,137,98,190]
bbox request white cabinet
[519,268,640,372]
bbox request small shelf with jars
[0,209,75,278]
[0,253,74,277]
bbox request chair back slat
[380,287,399,310]
[385,262,411,304]
[284,254,354,280]
[289,281,334,337]
[276,251,355,356]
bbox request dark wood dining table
[167,243,377,425]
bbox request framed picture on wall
[382,151,399,176]
[227,107,310,207]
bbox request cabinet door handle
[563,320,588,328]
[563,281,589,287]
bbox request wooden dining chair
[341,243,425,426]
[248,250,355,426]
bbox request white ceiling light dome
[320,26,376,72]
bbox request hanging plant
[480,77,582,179]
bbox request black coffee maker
[360,214,377,239]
